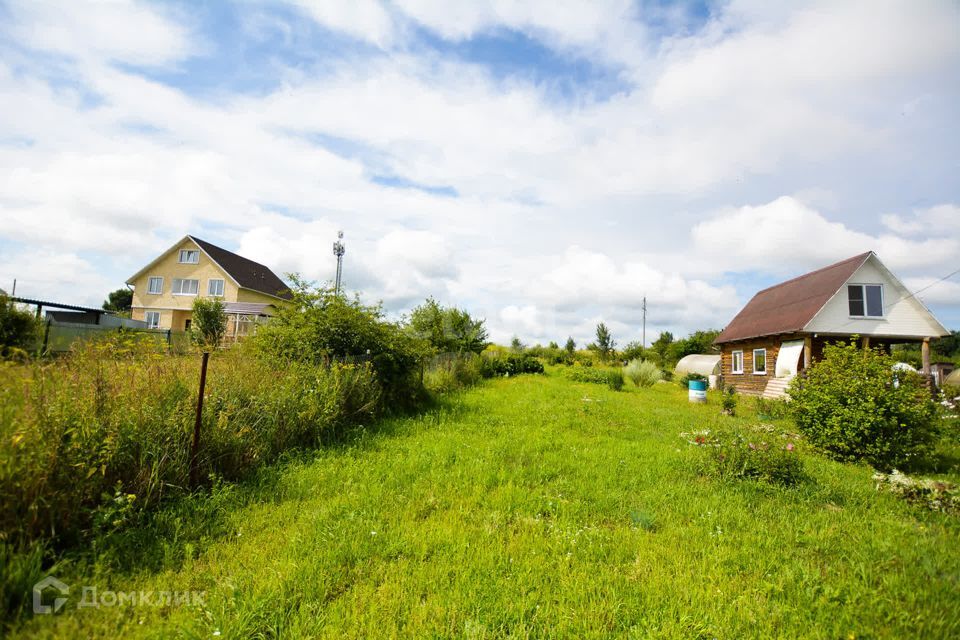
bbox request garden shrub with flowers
[873,470,960,516]
[684,428,805,486]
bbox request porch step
[762,375,794,400]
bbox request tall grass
[422,353,483,393]
[9,375,960,638]
[623,358,662,387]
[0,334,380,551]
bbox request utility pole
[10,279,15,296]
[333,231,345,295]
[642,296,647,348]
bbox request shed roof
[714,252,871,344]
[674,354,721,376]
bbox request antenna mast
[332,231,345,295]
[642,296,647,348]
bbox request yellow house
[126,235,292,335]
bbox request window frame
[178,249,200,264]
[145,311,161,329]
[146,276,163,295]
[172,278,199,296]
[208,278,225,297]
[731,350,744,374]
[847,283,884,319]
[753,348,767,375]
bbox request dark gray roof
[189,236,292,300]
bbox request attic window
[179,250,200,264]
[848,284,883,318]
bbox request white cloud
[654,0,960,108]
[0,248,113,307]
[498,304,544,342]
[904,277,960,308]
[3,0,195,66]
[287,0,396,48]
[881,204,960,237]
[691,196,960,274]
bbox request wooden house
[714,252,949,398]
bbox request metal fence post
[189,351,210,488]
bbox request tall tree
[651,331,674,366]
[191,297,227,349]
[595,323,615,360]
[102,288,133,313]
[408,297,488,354]
[564,336,576,354]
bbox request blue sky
[0,0,958,344]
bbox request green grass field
[13,371,960,638]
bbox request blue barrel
[688,379,707,403]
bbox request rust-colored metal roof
[714,252,872,344]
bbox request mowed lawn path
[15,372,960,639]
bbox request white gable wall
[804,256,947,338]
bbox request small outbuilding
[674,354,721,388]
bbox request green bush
[721,386,737,416]
[479,353,544,377]
[789,340,941,471]
[696,430,804,486]
[623,359,661,387]
[252,278,429,409]
[566,366,614,384]
[0,296,39,359]
[754,396,791,420]
[605,369,624,391]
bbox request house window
[753,349,767,375]
[731,350,744,374]
[147,276,163,294]
[179,249,200,264]
[145,311,161,329]
[848,284,883,318]
[208,279,225,297]
[172,278,199,295]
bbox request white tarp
[775,340,804,378]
